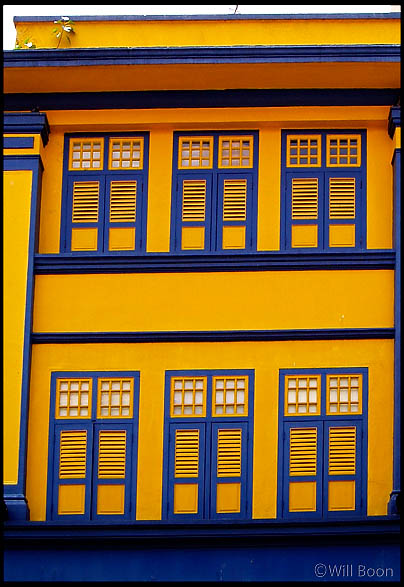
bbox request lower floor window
[278,368,367,518]
[47,371,139,521]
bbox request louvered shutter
[286,172,323,249]
[283,423,322,518]
[326,172,360,248]
[93,424,132,518]
[105,176,141,251]
[168,424,205,519]
[218,173,252,250]
[67,176,104,252]
[325,422,361,513]
[210,423,248,519]
[52,424,92,520]
[176,174,212,251]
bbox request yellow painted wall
[3,170,33,484]
[14,16,400,50]
[32,270,393,333]
[5,62,400,94]
[37,106,394,255]
[26,339,394,521]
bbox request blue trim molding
[388,106,401,516]
[34,250,395,274]
[4,89,400,112]
[3,112,50,146]
[3,136,35,149]
[31,328,395,345]
[3,155,44,520]
[3,45,400,69]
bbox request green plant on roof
[52,16,75,48]
[14,37,36,49]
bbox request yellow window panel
[213,376,248,416]
[289,481,317,512]
[59,430,87,479]
[291,177,318,219]
[56,378,92,419]
[174,483,199,514]
[327,374,362,415]
[287,135,321,167]
[219,136,254,168]
[327,135,361,167]
[178,137,213,169]
[58,484,86,515]
[171,377,207,417]
[289,428,317,476]
[98,430,126,479]
[216,483,241,513]
[69,138,104,171]
[174,429,200,478]
[329,224,356,247]
[108,227,136,251]
[97,378,134,418]
[181,226,205,250]
[108,137,144,170]
[97,484,125,515]
[72,181,99,223]
[222,226,246,250]
[217,429,242,477]
[291,224,318,248]
[285,375,320,416]
[328,480,356,511]
[328,427,356,476]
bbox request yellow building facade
[3,11,400,582]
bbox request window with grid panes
[279,369,366,520]
[47,372,139,522]
[172,132,258,253]
[164,371,254,521]
[281,130,366,251]
[62,133,148,254]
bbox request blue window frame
[46,371,140,521]
[162,370,254,521]
[281,130,366,251]
[277,368,368,520]
[61,133,149,254]
[171,132,259,253]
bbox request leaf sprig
[52,16,75,48]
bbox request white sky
[3,4,400,49]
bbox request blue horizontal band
[31,328,394,344]
[4,45,400,68]
[34,251,395,274]
[13,13,401,22]
[3,113,51,146]
[4,89,400,111]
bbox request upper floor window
[171,132,258,253]
[61,134,149,254]
[281,130,366,251]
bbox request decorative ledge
[3,112,50,146]
[34,251,395,275]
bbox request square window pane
[174,380,183,390]
[297,405,307,413]
[215,391,224,404]
[288,391,296,403]
[80,393,89,406]
[236,405,245,414]
[69,408,78,417]
[298,390,307,403]
[183,406,193,415]
[101,382,110,391]
[79,408,88,416]
[340,389,349,402]
[194,406,203,414]
[215,380,224,390]
[287,405,296,413]
[236,391,245,403]
[70,382,79,391]
[101,392,110,406]
[70,392,79,406]
[184,380,194,390]
[59,393,68,407]
[110,407,120,416]
[121,407,130,416]
[215,406,224,414]
[59,408,68,417]
[194,391,203,405]
[288,379,296,389]
[184,391,193,405]
[195,380,204,390]
[173,391,182,404]
[101,407,109,416]
[111,392,120,406]
[121,392,131,406]
[225,406,234,414]
[226,391,235,403]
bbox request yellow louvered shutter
[175,429,199,478]
[328,427,356,475]
[329,177,356,219]
[98,430,126,479]
[291,178,318,219]
[223,180,247,221]
[182,180,206,221]
[109,180,137,222]
[217,429,242,477]
[72,181,99,223]
[289,427,317,476]
[59,430,87,479]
